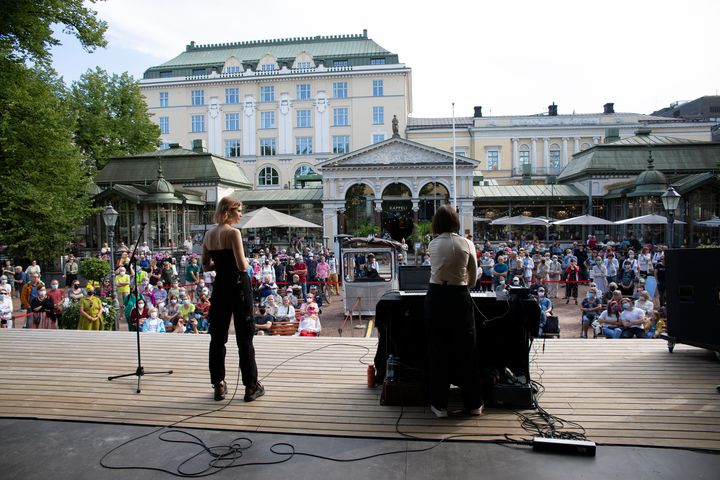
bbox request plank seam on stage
[1,330,719,450]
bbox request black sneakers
[244,382,265,402]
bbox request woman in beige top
[424,205,483,418]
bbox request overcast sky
[51,0,719,118]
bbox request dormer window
[292,51,316,69]
[260,63,275,71]
[223,56,242,74]
[257,54,279,72]
[296,61,312,69]
[334,59,349,67]
[225,66,241,74]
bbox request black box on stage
[380,380,426,406]
[489,383,535,409]
[665,248,720,352]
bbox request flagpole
[452,102,457,210]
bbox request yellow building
[140,30,412,190]
[407,103,715,185]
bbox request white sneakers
[430,405,448,418]
[469,405,485,416]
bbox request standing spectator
[293,254,308,299]
[478,252,494,291]
[564,259,580,305]
[590,256,607,296]
[654,257,666,307]
[64,255,79,288]
[202,268,216,295]
[637,247,652,278]
[575,245,589,280]
[183,235,193,253]
[535,256,550,290]
[46,279,65,323]
[0,289,12,327]
[78,286,103,331]
[0,275,10,296]
[67,281,84,303]
[535,287,553,337]
[13,266,25,299]
[30,286,55,328]
[116,251,131,273]
[138,253,150,272]
[327,252,339,296]
[548,255,562,299]
[25,260,41,278]
[492,255,509,289]
[272,256,285,286]
[521,251,534,286]
[160,261,174,285]
[2,261,14,294]
[21,273,44,326]
[260,259,275,283]
[148,259,162,286]
[115,267,131,310]
[562,248,577,270]
[306,253,318,290]
[185,257,200,301]
[316,255,330,302]
[618,260,636,296]
[604,252,619,285]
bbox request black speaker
[665,248,720,352]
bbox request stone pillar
[207,97,222,156]
[530,138,537,173]
[314,91,330,153]
[374,200,383,229]
[573,137,580,154]
[593,136,600,145]
[542,138,549,171]
[562,137,569,166]
[512,138,519,174]
[277,93,293,155]
[242,95,257,156]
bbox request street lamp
[661,186,681,248]
[102,202,119,330]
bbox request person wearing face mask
[30,287,55,328]
[68,281,84,303]
[185,258,201,302]
[0,289,13,327]
[139,278,156,306]
[47,280,65,321]
[603,282,619,306]
[161,294,180,331]
[129,298,149,331]
[115,267,131,311]
[619,259,636,297]
[624,250,638,275]
[0,275,11,296]
[142,307,165,333]
[590,256,607,296]
[604,253,619,285]
[547,255,562,299]
[579,287,602,338]
[477,253,495,292]
[619,299,645,338]
[78,286,103,330]
[535,287,554,337]
[177,294,195,332]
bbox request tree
[0,60,96,262]
[0,0,107,65]
[70,68,160,169]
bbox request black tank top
[208,249,240,279]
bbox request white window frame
[372,133,385,144]
[191,114,205,133]
[260,111,275,129]
[332,135,350,154]
[296,109,312,128]
[372,106,384,125]
[191,90,204,106]
[259,138,276,156]
[225,88,240,104]
[159,92,168,108]
[372,80,384,97]
[260,86,275,102]
[333,81,348,98]
[258,166,279,186]
[333,107,349,126]
[225,113,240,131]
[486,150,499,170]
[224,139,241,157]
[295,137,313,155]
[159,116,169,134]
[296,84,311,100]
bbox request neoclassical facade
[318,137,478,242]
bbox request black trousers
[424,284,482,410]
[208,275,257,387]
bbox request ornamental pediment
[318,138,478,171]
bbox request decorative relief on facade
[243,97,256,116]
[315,92,328,113]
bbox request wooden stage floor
[1,330,719,451]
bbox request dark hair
[431,204,460,235]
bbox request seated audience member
[535,287,554,337]
[154,281,168,306]
[161,294,181,332]
[580,287,602,339]
[254,305,274,335]
[174,293,195,333]
[264,294,279,316]
[644,310,665,338]
[275,295,296,322]
[634,291,654,316]
[168,279,180,299]
[602,282,619,306]
[129,298,149,331]
[142,307,166,333]
[258,274,278,302]
[297,303,321,336]
[595,301,623,338]
[619,298,646,338]
[309,284,322,308]
[139,279,156,306]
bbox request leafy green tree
[78,257,111,283]
[0,0,107,262]
[70,68,160,169]
[0,0,107,65]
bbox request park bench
[269,321,298,336]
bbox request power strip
[532,437,597,457]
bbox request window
[258,166,279,186]
[191,90,204,106]
[159,142,170,150]
[372,106,384,125]
[549,148,561,169]
[225,113,240,131]
[296,61,312,69]
[225,88,240,104]
[372,134,385,144]
[296,109,312,128]
[192,68,205,76]
[370,58,385,65]
[159,92,168,108]
[334,59,349,67]
[333,135,350,154]
[259,138,276,156]
[486,150,499,170]
[372,80,384,97]
[295,164,316,178]
[260,63,275,71]
[260,86,274,102]
[454,148,468,157]
[295,137,313,155]
[225,66,241,74]
[333,107,349,126]
[519,150,530,165]
[159,116,169,134]
[225,139,241,158]
[260,111,275,129]
[159,70,172,78]
[191,114,205,132]
[296,84,311,100]
[333,81,348,98]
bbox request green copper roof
[473,184,586,200]
[145,31,397,77]
[234,187,322,205]
[94,147,252,188]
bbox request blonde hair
[213,196,241,225]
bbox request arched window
[294,165,316,187]
[519,144,531,165]
[258,166,279,187]
[549,143,561,170]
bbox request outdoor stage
[1,330,719,452]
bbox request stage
[1,330,719,478]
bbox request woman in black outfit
[202,196,264,402]
[424,205,483,418]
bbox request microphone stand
[108,223,173,392]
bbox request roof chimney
[473,106,483,118]
[192,139,206,152]
[548,103,558,116]
[603,102,615,114]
